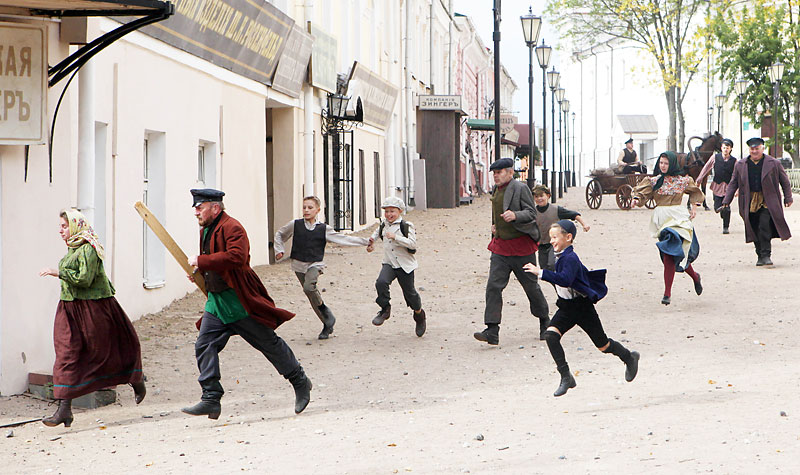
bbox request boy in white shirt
[275,196,372,339]
[367,197,427,337]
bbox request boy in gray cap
[367,196,427,337]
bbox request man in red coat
[182,189,312,419]
[722,137,793,266]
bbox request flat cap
[381,196,406,212]
[746,137,765,147]
[489,157,514,171]
[721,138,734,147]
[190,188,225,207]
[624,138,633,145]
[556,219,577,238]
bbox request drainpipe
[405,0,416,204]
[591,46,598,170]
[386,117,396,197]
[77,59,96,223]
[447,0,453,94]
[304,1,315,197]
[429,0,434,93]
[608,41,614,166]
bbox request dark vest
[713,153,736,185]
[201,214,231,293]
[535,204,559,244]
[290,219,327,263]
[622,148,637,164]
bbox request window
[197,141,217,186]
[359,149,367,226]
[143,132,166,289]
[373,152,381,218]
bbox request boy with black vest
[367,196,427,337]
[275,196,372,339]
[532,185,590,270]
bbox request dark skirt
[52,297,143,399]
[657,228,700,272]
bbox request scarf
[652,151,682,191]
[64,208,105,261]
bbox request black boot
[372,305,391,326]
[603,339,639,382]
[317,304,336,339]
[473,324,499,345]
[538,316,551,341]
[182,379,223,419]
[286,366,312,414]
[625,351,640,382]
[693,273,703,296]
[413,309,426,337]
[131,379,146,404]
[554,365,576,397]
[42,399,73,427]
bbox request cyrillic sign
[346,61,399,129]
[308,24,337,93]
[0,22,47,145]
[271,23,312,98]
[418,95,461,111]
[500,114,517,135]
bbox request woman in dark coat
[38,209,145,427]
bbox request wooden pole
[134,201,207,295]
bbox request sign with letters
[0,22,47,145]
[271,23,313,98]
[308,24,337,93]
[418,95,462,111]
[346,61,399,129]
[500,114,517,135]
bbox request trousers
[295,267,323,308]
[749,207,775,258]
[375,264,422,311]
[484,252,549,325]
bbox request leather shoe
[42,399,73,427]
[693,274,703,296]
[292,376,312,414]
[181,400,221,420]
[625,351,640,382]
[317,304,336,340]
[722,227,729,234]
[661,295,670,305]
[131,380,146,404]
[413,309,426,337]
[372,306,391,326]
[554,373,577,397]
[761,256,773,266]
[473,326,499,345]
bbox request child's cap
[556,219,577,237]
[381,196,406,212]
[532,185,551,195]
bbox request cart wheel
[585,179,603,209]
[616,184,633,209]
[645,196,657,209]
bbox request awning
[0,0,170,17]
[466,119,496,131]
[617,114,658,134]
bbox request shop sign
[309,24,337,93]
[418,95,462,111]
[0,22,47,145]
[346,61,399,129]
[271,23,313,98]
[500,114,517,135]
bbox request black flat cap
[746,137,765,147]
[625,138,633,145]
[721,138,734,147]
[490,157,514,171]
[191,188,225,207]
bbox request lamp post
[555,87,566,198]
[714,93,726,134]
[571,111,576,186]
[562,98,570,193]
[321,92,363,230]
[536,40,552,186]
[768,62,785,157]
[547,66,560,203]
[734,78,748,159]
[520,7,541,189]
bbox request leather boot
[286,366,312,414]
[413,309,426,337]
[182,379,223,419]
[554,366,576,397]
[131,379,146,404]
[538,317,551,341]
[317,304,336,340]
[693,274,703,296]
[473,324,499,345]
[42,399,73,427]
[625,351,640,382]
[372,305,391,326]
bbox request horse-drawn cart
[585,173,656,210]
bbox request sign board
[346,61,399,129]
[271,23,313,98]
[308,23,337,93]
[418,95,461,111]
[500,114,517,135]
[0,22,47,145]
[130,0,293,86]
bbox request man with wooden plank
[181,188,312,419]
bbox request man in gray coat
[722,137,793,266]
[474,158,550,345]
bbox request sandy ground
[3,185,800,474]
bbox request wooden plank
[134,201,206,295]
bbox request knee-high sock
[663,255,676,297]
[602,338,632,363]
[543,330,567,372]
[684,264,699,282]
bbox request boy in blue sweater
[524,220,640,397]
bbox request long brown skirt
[52,297,143,399]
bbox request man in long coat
[722,137,793,266]
[182,188,312,419]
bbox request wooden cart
[585,173,656,210]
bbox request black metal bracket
[321,97,363,136]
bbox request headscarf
[652,151,682,191]
[63,208,105,260]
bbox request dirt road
[3,186,799,474]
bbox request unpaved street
[3,188,800,474]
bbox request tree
[548,0,708,152]
[708,0,800,165]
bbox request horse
[675,132,723,209]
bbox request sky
[453,0,565,124]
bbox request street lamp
[768,62,785,156]
[571,111,576,186]
[520,6,541,190]
[536,40,552,186]
[555,87,566,198]
[547,66,560,203]
[734,78,748,159]
[714,93,726,134]
[321,92,363,230]
[561,98,570,193]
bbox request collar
[536,203,550,212]
[497,181,511,190]
[554,245,574,258]
[386,217,404,225]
